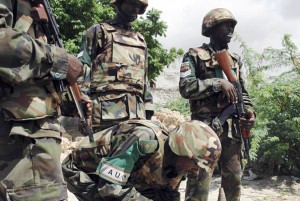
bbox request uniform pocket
[92,94,130,126]
[102,94,129,121]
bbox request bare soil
[66,176,300,201]
[180,176,300,201]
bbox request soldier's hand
[80,93,92,116]
[81,93,92,128]
[220,79,237,103]
[240,109,255,130]
[66,54,83,85]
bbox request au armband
[96,139,158,185]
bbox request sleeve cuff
[50,46,68,80]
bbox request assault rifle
[213,50,251,165]
[30,0,94,142]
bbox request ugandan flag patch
[180,62,191,78]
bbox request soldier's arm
[0,3,69,85]
[179,51,222,100]
[77,24,103,89]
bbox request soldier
[62,120,222,201]
[179,8,256,201]
[0,0,84,200]
[77,0,154,132]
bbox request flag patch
[180,62,191,77]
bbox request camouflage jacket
[77,21,154,130]
[0,0,68,135]
[179,43,254,138]
[63,119,182,201]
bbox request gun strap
[212,104,235,133]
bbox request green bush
[163,97,191,117]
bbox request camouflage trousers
[185,137,242,201]
[185,171,213,201]
[219,138,242,201]
[0,115,67,201]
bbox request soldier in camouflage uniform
[0,0,84,200]
[62,120,222,201]
[77,0,154,131]
[179,8,256,201]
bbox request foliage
[237,34,300,175]
[50,0,182,80]
[163,97,191,117]
[133,9,184,80]
[51,0,114,53]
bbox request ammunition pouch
[91,92,146,130]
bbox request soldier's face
[211,21,235,44]
[119,0,143,22]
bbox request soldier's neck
[114,15,131,30]
[210,40,229,52]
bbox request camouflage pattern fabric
[77,21,153,130]
[0,116,67,200]
[110,0,148,14]
[0,0,69,121]
[62,119,221,201]
[168,120,221,172]
[201,8,237,37]
[0,0,70,200]
[179,43,254,201]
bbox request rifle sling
[212,104,236,133]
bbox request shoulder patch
[180,62,192,78]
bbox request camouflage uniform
[0,0,69,200]
[179,8,254,201]
[62,120,222,201]
[77,16,153,131]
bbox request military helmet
[202,8,237,37]
[168,120,221,172]
[110,0,148,15]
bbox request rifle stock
[214,50,251,165]
[31,0,94,142]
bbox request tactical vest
[191,46,240,81]
[90,23,147,95]
[189,46,243,139]
[0,0,59,121]
[89,23,148,129]
[189,46,240,122]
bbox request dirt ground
[65,175,300,201]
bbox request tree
[50,0,182,80]
[236,34,300,175]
